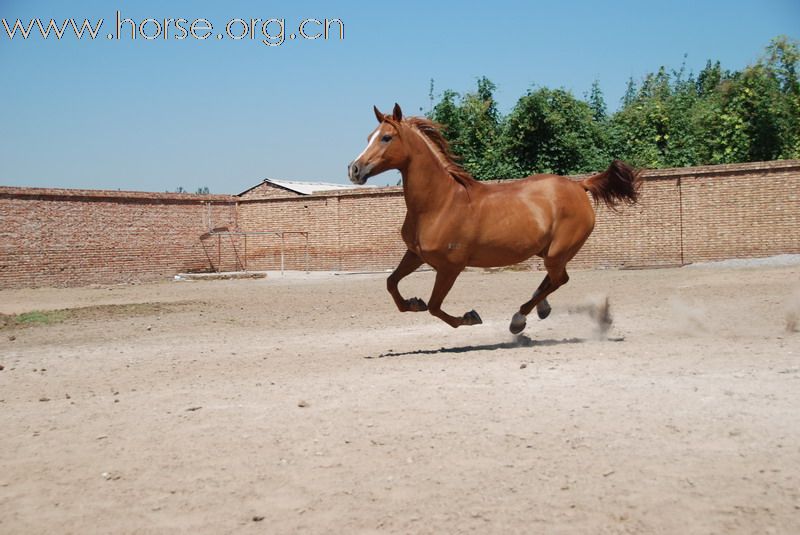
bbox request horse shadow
[367,335,624,359]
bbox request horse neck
[399,129,460,213]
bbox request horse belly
[466,213,550,267]
[466,240,545,267]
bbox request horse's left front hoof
[463,310,482,326]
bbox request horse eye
[381,135,392,143]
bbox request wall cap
[3,159,797,202]
[0,186,237,203]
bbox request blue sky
[1,0,798,192]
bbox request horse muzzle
[348,161,372,185]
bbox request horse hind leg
[511,277,552,334]
[510,219,591,334]
[537,298,552,319]
[510,262,569,334]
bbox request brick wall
[0,188,237,288]
[1,160,798,288]
[678,162,800,263]
[236,160,799,273]
[571,176,684,269]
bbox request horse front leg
[387,250,428,312]
[427,267,482,328]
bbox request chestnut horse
[348,104,641,334]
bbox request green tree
[696,60,723,96]
[504,87,608,175]
[610,67,675,167]
[587,80,607,122]
[428,36,800,177]
[454,77,509,179]
[621,77,637,107]
[429,77,516,179]
[429,89,463,150]
[754,36,800,159]
[691,37,800,163]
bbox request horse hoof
[537,299,552,320]
[509,312,527,334]
[405,297,428,312]
[463,310,482,325]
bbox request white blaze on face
[355,129,381,163]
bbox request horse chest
[400,217,418,252]
[402,214,466,264]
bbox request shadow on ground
[367,335,624,359]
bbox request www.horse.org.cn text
[1,11,345,47]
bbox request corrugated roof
[239,178,376,196]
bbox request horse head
[348,103,407,185]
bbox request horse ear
[392,103,403,121]
[373,105,384,123]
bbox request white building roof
[241,178,376,196]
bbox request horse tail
[580,160,642,211]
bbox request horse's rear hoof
[463,310,482,326]
[509,312,527,334]
[537,299,552,320]
[405,297,428,312]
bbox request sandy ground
[1,262,799,534]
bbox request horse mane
[401,116,479,189]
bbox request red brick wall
[232,189,408,272]
[237,161,799,273]
[572,177,684,269]
[678,162,800,263]
[1,160,798,288]
[236,195,339,270]
[0,188,237,288]
[336,192,407,271]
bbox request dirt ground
[1,262,799,534]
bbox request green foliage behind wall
[428,36,800,179]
